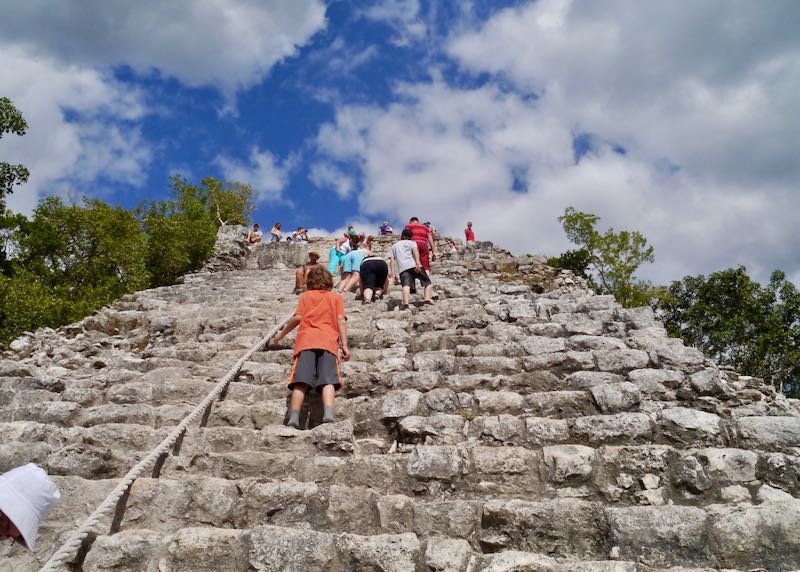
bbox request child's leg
[321,384,335,422]
[402,285,411,305]
[287,384,309,427]
[294,267,304,291]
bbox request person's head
[274,221,281,229]
[253,223,260,230]
[308,250,320,263]
[305,265,334,291]
[467,221,472,228]
[0,464,60,550]
[424,221,431,228]
[383,220,389,226]
[409,217,419,223]
[401,228,413,240]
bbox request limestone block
[413,351,457,372]
[508,302,537,320]
[482,499,608,559]
[209,400,253,428]
[526,391,596,418]
[382,389,423,419]
[628,336,705,370]
[425,388,459,412]
[758,452,800,494]
[335,532,420,572]
[83,530,166,571]
[376,494,416,533]
[687,368,729,397]
[479,550,559,571]
[473,390,525,414]
[594,349,650,372]
[407,445,462,479]
[525,417,570,446]
[606,506,708,566]
[425,537,472,572]
[249,525,334,571]
[386,371,441,391]
[326,484,379,532]
[756,483,794,503]
[164,527,249,571]
[719,484,751,503]
[565,372,625,390]
[695,448,757,482]
[627,368,683,396]
[571,413,653,445]
[527,322,567,337]
[399,415,466,444]
[520,336,567,355]
[567,335,627,351]
[660,408,721,445]
[311,420,355,455]
[707,500,800,570]
[737,416,800,451]
[671,456,712,493]
[471,446,531,475]
[470,414,526,444]
[542,445,596,483]
[414,500,482,538]
[461,356,521,375]
[522,352,570,370]
[589,382,641,413]
[242,480,318,527]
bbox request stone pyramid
[1,230,799,571]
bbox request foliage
[0,97,30,211]
[550,207,656,307]
[0,175,254,346]
[657,267,800,396]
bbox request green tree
[0,196,152,344]
[551,207,656,307]
[0,97,30,211]
[658,267,800,396]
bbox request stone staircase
[1,234,799,571]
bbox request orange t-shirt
[292,290,345,358]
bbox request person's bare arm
[271,315,301,346]
[412,244,421,273]
[337,314,350,361]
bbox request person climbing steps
[270,266,349,428]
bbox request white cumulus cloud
[314,0,800,285]
[215,147,294,203]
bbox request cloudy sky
[0,0,798,285]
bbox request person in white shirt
[390,228,433,310]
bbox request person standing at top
[270,222,283,242]
[391,227,433,310]
[465,221,475,243]
[291,227,309,242]
[379,221,393,235]
[404,217,436,275]
[246,223,263,245]
[0,463,61,550]
[270,266,349,427]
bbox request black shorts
[288,349,342,391]
[399,268,431,289]
[360,259,389,290]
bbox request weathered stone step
[80,523,649,572]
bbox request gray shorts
[288,349,342,391]
[399,268,431,289]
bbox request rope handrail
[39,313,293,571]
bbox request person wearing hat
[294,249,322,294]
[0,463,61,550]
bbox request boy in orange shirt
[270,266,350,427]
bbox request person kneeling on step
[271,266,350,427]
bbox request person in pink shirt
[404,216,436,273]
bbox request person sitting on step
[294,250,321,294]
[246,223,263,245]
[270,266,349,427]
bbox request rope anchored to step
[39,313,293,571]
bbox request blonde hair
[306,266,334,291]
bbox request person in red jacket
[465,221,475,243]
[404,216,436,274]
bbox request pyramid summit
[1,229,799,571]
